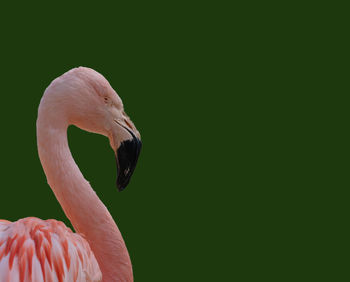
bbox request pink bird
[0,67,142,282]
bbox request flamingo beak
[115,130,142,191]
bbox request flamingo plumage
[0,67,141,282]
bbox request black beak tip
[116,137,142,191]
[117,182,127,192]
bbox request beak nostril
[124,119,133,130]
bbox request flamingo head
[49,67,142,191]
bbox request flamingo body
[0,67,140,281]
[0,218,101,282]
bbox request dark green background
[0,2,345,281]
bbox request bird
[0,67,142,282]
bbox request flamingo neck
[36,98,133,282]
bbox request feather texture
[0,218,102,282]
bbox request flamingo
[0,67,142,282]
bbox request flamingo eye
[104,97,109,104]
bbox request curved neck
[37,97,133,282]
